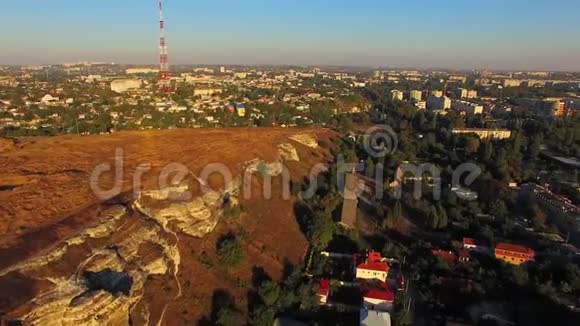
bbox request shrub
[217,236,246,268]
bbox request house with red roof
[355,251,389,282]
[463,237,490,253]
[463,237,477,250]
[432,249,457,264]
[495,242,535,265]
[458,249,470,263]
[360,280,395,312]
[316,279,331,304]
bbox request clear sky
[1,0,579,70]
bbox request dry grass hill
[0,127,336,325]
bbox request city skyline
[2,0,580,71]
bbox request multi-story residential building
[451,128,512,139]
[430,90,444,97]
[409,90,422,102]
[515,98,567,117]
[503,79,522,87]
[458,88,478,99]
[448,75,467,83]
[193,87,223,97]
[414,101,426,110]
[126,68,159,74]
[427,95,451,110]
[390,89,404,101]
[452,100,484,114]
[110,79,142,93]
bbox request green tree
[480,141,494,163]
[489,199,508,220]
[250,306,276,326]
[437,205,448,229]
[465,137,480,155]
[429,206,440,229]
[393,201,403,221]
[216,307,245,326]
[308,212,334,249]
[258,281,281,307]
[217,237,246,268]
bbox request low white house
[355,251,389,282]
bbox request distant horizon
[2,1,580,71]
[3,62,580,74]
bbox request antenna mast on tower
[158,0,171,93]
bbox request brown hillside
[0,128,336,325]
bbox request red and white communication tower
[158,0,171,93]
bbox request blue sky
[1,0,579,70]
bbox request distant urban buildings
[110,79,142,93]
[430,90,444,97]
[452,100,484,115]
[126,68,159,75]
[458,88,477,99]
[427,94,451,111]
[409,90,422,102]
[390,90,404,101]
[515,98,575,117]
[193,87,223,97]
[448,75,467,83]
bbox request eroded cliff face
[0,129,332,325]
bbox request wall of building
[356,268,387,281]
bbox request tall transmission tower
[158,0,171,93]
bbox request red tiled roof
[317,279,330,296]
[463,237,476,245]
[356,251,389,272]
[362,281,394,302]
[495,242,534,255]
[357,261,389,272]
[432,249,457,263]
[458,249,470,259]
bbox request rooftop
[495,242,535,255]
[357,251,389,272]
[361,280,395,302]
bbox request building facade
[495,242,535,265]
[409,90,422,102]
[390,90,404,101]
[451,128,512,140]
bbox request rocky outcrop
[133,177,241,238]
[278,143,300,161]
[18,277,142,326]
[83,269,133,295]
[289,133,318,148]
[2,205,181,326]
[245,159,286,177]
